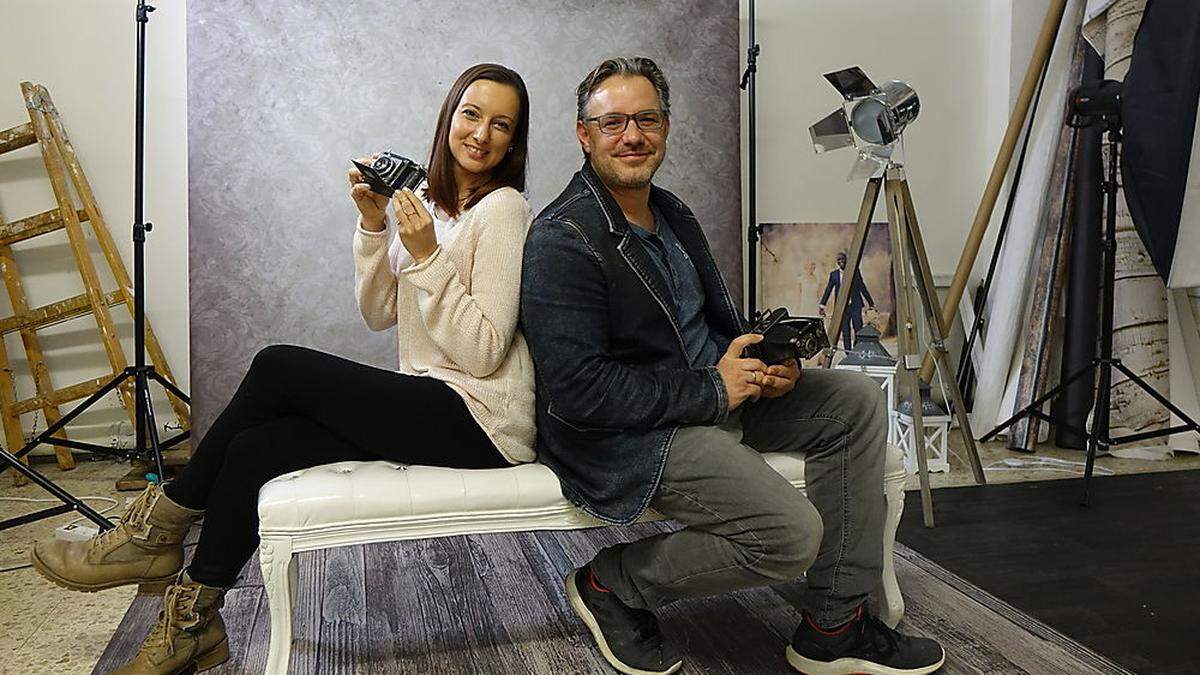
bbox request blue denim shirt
[628,204,723,368]
[520,161,745,524]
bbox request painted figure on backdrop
[797,259,823,310]
[519,57,945,675]
[818,250,877,350]
[30,63,536,675]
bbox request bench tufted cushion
[258,449,902,548]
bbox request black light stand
[0,0,190,532]
[740,0,761,318]
[982,88,1200,503]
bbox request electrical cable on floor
[983,456,1115,476]
[0,495,121,524]
[0,495,123,575]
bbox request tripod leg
[0,370,132,474]
[982,360,1099,442]
[139,376,166,483]
[897,177,986,484]
[1110,359,1200,431]
[148,368,191,404]
[0,447,113,530]
[885,178,935,527]
[823,177,882,366]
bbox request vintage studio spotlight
[809,66,983,527]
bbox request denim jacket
[520,161,745,524]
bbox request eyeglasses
[583,109,667,136]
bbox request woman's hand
[393,188,438,263]
[348,154,389,231]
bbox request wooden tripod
[826,165,986,527]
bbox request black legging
[164,345,507,587]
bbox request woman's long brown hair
[425,64,529,218]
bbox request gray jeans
[590,368,887,627]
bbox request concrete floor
[0,457,137,675]
[1,443,1197,674]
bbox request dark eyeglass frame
[583,109,668,136]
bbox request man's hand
[760,358,801,399]
[716,334,769,411]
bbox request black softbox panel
[1121,0,1200,281]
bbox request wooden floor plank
[316,544,368,674]
[425,534,533,674]
[469,530,613,674]
[93,519,1130,674]
[289,548,326,674]
[383,537,483,674]
[208,585,263,675]
[364,541,448,675]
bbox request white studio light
[809,66,920,180]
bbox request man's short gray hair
[575,57,671,119]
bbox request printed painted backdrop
[187,1,740,435]
[759,222,896,363]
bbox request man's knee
[835,371,885,426]
[753,497,823,582]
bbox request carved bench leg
[880,472,906,628]
[260,536,296,675]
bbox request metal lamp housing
[809,67,920,177]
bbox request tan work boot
[31,483,202,593]
[111,572,230,675]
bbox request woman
[30,63,536,675]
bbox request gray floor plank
[208,585,264,675]
[363,540,458,675]
[316,545,368,674]
[424,535,532,674]
[385,537,483,674]
[94,531,1129,675]
[289,548,326,674]
[469,531,613,674]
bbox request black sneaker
[786,606,945,674]
[564,565,683,675]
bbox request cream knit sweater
[352,186,536,465]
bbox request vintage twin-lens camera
[743,308,830,364]
[350,151,427,198]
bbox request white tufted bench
[256,445,909,674]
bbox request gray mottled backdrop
[188,0,741,436]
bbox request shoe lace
[140,584,198,658]
[90,486,155,553]
[862,614,902,658]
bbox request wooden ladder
[0,82,188,476]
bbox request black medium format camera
[351,152,427,198]
[743,308,830,364]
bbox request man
[819,251,877,350]
[520,57,944,675]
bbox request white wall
[0,1,189,450]
[741,0,1054,305]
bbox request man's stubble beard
[590,150,664,191]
